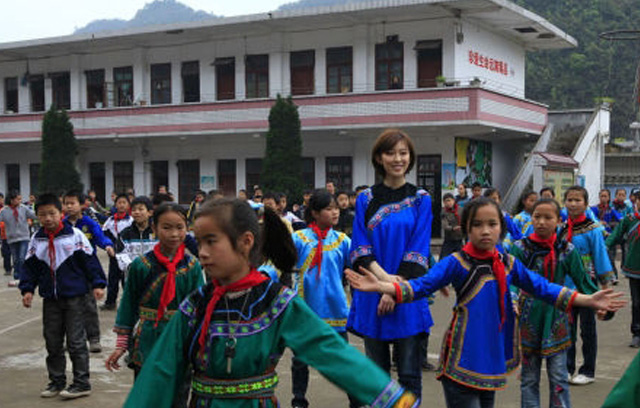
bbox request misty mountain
[74,0,216,34]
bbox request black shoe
[422,361,435,371]
[630,336,640,348]
[40,383,64,398]
[99,303,115,311]
[59,385,91,399]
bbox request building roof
[0,0,576,63]
[535,152,579,168]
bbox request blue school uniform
[590,204,623,233]
[393,251,577,390]
[348,183,433,340]
[292,228,351,332]
[501,211,522,252]
[560,207,599,224]
[65,215,113,251]
[559,218,614,288]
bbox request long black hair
[515,190,537,214]
[152,202,188,226]
[304,189,336,224]
[195,198,297,273]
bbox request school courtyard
[0,255,636,408]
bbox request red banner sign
[468,50,509,76]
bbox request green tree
[38,107,83,195]
[261,95,303,202]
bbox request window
[30,75,45,112]
[86,69,105,108]
[326,47,352,94]
[245,55,269,99]
[151,161,169,195]
[51,72,71,110]
[416,40,443,88]
[4,77,18,113]
[215,58,235,101]
[245,159,263,190]
[29,163,40,195]
[182,61,200,103]
[151,63,172,105]
[375,41,404,90]
[89,162,106,205]
[114,66,133,107]
[302,157,315,190]
[218,159,236,197]
[178,160,200,204]
[5,163,20,192]
[326,157,352,191]
[290,50,315,96]
[113,161,133,194]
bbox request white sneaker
[7,280,19,287]
[570,374,594,385]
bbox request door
[417,155,442,238]
[416,40,443,88]
[218,159,236,197]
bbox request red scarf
[153,243,186,325]
[462,242,508,330]
[113,212,127,234]
[597,203,610,218]
[47,222,65,279]
[198,268,267,353]
[634,211,640,241]
[529,233,557,282]
[10,205,19,223]
[613,199,626,210]
[445,204,461,225]
[566,214,587,242]
[308,222,330,279]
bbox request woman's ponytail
[261,207,297,274]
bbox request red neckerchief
[445,203,461,225]
[597,203,610,218]
[634,211,640,241]
[566,213,587,242]
[613,199,626,210]
[462,242,507,330]
[113,212,127,234]
[47,222,65,279]
[308,222,330,279]
[10,205,19,223]
[153,243,186,325]
[529,233,557,282]
[198,268,267,354]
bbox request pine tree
[38,107,83,195]
[261,95,304,202]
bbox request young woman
[510,198,599,408]
[514,190,538,239]
[123,199,417,408]
[346,197,625,408]
[348,129,433,400]
[560,186,614,385]
[290,189,360,408]
[105,203,205,380]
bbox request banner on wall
[200,176,215,191]
[442,163,456,190]
[455,138,492,187]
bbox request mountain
[74,0,217,34]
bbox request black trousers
[43,296,90,389]
[83,292,100,342]
[629,277,640,337]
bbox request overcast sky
[2,0,292,43]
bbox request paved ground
[0,255,636,408]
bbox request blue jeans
[567,307,597,377]
[521,352,571,408]
[441,376,495,408]
[364,334,423,400]
[10,240,29,280]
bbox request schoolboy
[101,194,133,310]
[440,193,463,259]
[0,192,12,276]
[63,191,114,352]
[115,196,155,274]
[335,190,354,236]
[471,182,483,200]
[19,194,106,399]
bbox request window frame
[326,47,353,94]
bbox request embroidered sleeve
[397,192,432,279]
[393,281,414,304]
[555,287,578,312]
[397,252,429,279]
[370,380,419,408]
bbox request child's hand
[105,349,126,372]
[377,294,396,316]
[93,288,105,300]
[587,289,626,312]
[439,287,450,298]
[22,293,33,308]
[105,246,115,257]
[345,268,381,292]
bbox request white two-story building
[0,0,575,231]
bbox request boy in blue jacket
[19,194,106,400]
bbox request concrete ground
[0,255,636,408]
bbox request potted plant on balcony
[470,77,482,87]
[436,75,446,88]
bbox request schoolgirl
[484,188,522,252]
[123,199,417,408]
[346,197,624,408]
[101,194,133,310]
[349,129,434,400]
[290,189,359,408]
[105,203,205,381]
[514,190,538,239]
[560,186,615,385]
[510,198,599,408]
